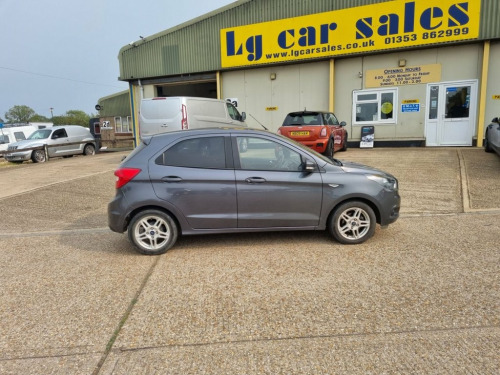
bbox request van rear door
[139,98,182,136]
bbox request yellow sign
[221,0,480,68]
[266,107,278,111]
[402,99,420,104]
[366,64,441,87]
[493,95,500,100]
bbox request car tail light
[114,168,141,189]
[181,104,188,129]
[320,127,327,137]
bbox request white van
[0,125,38,155]
[139,97,247,137]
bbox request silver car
[108,128,400,255]
[485,117,500,156]
[5,125,96,163]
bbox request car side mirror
[302,159,316,173]
[340,121,346,126]
[241,112,247,121]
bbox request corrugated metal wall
[118,0,500,81]
[98,91,130,117]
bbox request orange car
[277,111,348,157]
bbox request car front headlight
[366,174,398,191]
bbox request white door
[425,80,477,146]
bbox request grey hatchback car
[108,128,400,255]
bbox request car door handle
[161,176,182,182]
[245,177,266,184]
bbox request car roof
[142,126,271,144]
[286,111,327,116]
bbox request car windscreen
[283,113,322,126]
[28,129,52,140]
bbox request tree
[52,110,91,127]
[5,105,36,123]
[29,114,51,122]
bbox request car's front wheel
[341,132,348,151]
[31,150,46,163]
[128,209,178,255]
[485,132,493,153]
[83,144,95,156]
[329,201,376,244]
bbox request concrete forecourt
[0,147,499,374]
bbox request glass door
[425,80,477,146]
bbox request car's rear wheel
[329,201,376,244]
[83,144,95,156]
[323,139,334,158]
[128,209,178,255]
[31,150,46,163]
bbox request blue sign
[401,104,420,113]
[0,123,4,129]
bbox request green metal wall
[118,0,500,81]
[97,90,130,117]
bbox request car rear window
[283,113,323,126]
[156,136,226,169]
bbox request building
[108,0,500,148]
[93,90,134,150]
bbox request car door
[48,128,72,156]
[149,135,237,229]
[233,135,323,228]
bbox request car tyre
[329,201,376,244]
[83,144,95,156]
[323,139,334,158]
[341,132,348,151]
[31,150,46,163]
[128,209,178,255]
[484,132,493,153]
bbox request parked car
[485,117,500,156]
[5,125,96,163]
[0,125,38,156]
[277,110,348,157]
[139,96,247,137]
[108,127,400,255]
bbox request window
[236,137,302,171]
[156,137,226,169]
[52,129,68,139]
[353,89,397,125]
[114,116,132,133]
[323,113,339,125]
[14,132,27,141]
[226,103,242,121]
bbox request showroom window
[353,89,397,125]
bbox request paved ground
[0,148,499,374]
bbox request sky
[0,0,235,121]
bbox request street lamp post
[50,107,54,118]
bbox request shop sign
[266,107,278,111]
[366,64,441,87]
[220,0,480,68]
[493,95,500,100]
[402,103,421,112]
